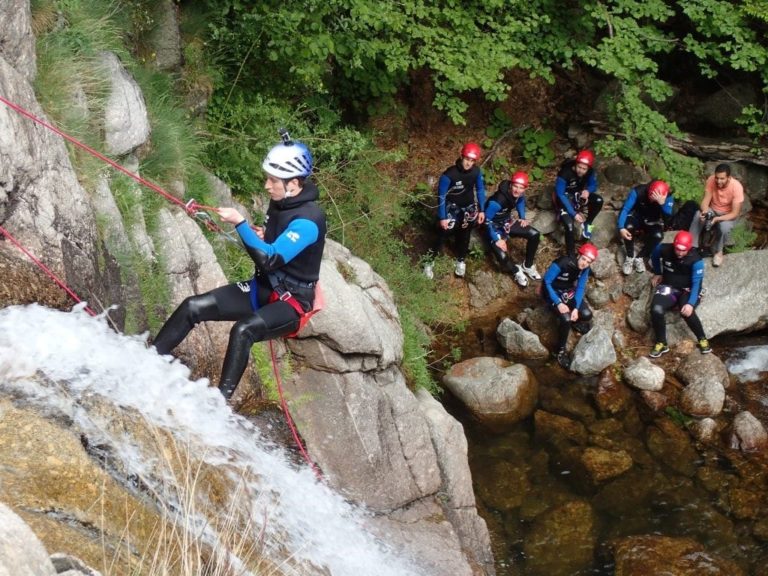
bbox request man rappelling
[153,131,326,400]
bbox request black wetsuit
[485,180,540,273]
[649,243,706,344]
[429,159,486,261]
[542,255,593,351]
[154,181,326,399]
[554,159,603,256]
[617,183,675,258]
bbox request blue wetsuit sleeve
[543,263,562,303]
[651,244,663,274]
[662,195,675,217]
[236,219,319,267]
[516,195,526,220]
[688,259,704,306]
[555,177,575,217]
[476,171,487,209]
[586,171,598,194]
[617,189,638,229]
[485,200,503,242]
[437,175,451,220]
[574,269,590,307]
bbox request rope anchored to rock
[0,93,321,478]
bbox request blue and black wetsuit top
[437,159,486,219]
[235,180,326,294]
[651,243,704,306]
[543,255,590,307]
[485,180,526,242]
[617,182,675,229]
[554,159,597,217]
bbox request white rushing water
[0,304,420,576]
[726,345,768,382]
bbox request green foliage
[519,128,556,180]
[33,0,125,181]
[200,0,768,180]
[665,406,693,428]
[737,104,768,148]
[108,173,172,333]
[726,223,758,254]
[595,85,703,202]
[681,0,768,81]
[744,0,768,21]
[250,342,280,401]
[204,88,370,198]
[485,108,514,141]
[322,143,461,326]
[132,67,209,192]
[199,0,579,123]
[402,313,439,395]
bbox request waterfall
[0,304,420,576]
[726,345,768,383]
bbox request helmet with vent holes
[262,141,313,179]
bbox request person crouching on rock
[152,132,326,400]
[541,243,597,369]
[484,171,541,287]
[648,230,711,358]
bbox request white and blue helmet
[262,140,313,179]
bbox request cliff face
[0,2,493,575]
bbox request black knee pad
[520,227,540,240]
[230,314,269,347]
[185,293,218,325]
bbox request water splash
[0,303,420,576]
[726,345,768,383]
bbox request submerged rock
[522,500,596,576]
[607,534,745,576]
[731,411,768,452]
[443,356,538,430]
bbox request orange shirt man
[689,163,745,267]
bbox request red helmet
[511,171,529,188]
[578,243,599,261]
[460,142,481,160]
[575,150,595,167]
[674,231,693,251]
[648,180,670,199]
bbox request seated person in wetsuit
[484,171,541,287]
[554,150,602,255]
[541,243,598,369]
[617,179,674,275]
[648,231,711,358]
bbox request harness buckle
[279,291,293,302]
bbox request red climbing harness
[268,282,325,338]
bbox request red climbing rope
[269,340,322,480]
[0,94,233,237]
[1,93,321,476]
[0,224,97,317]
